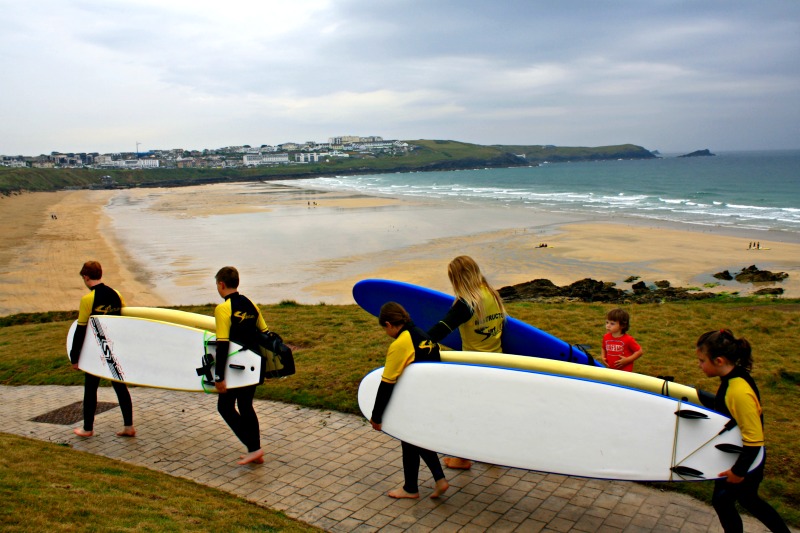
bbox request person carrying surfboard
[426,255,506,470]
[696,329,789,533]
[213,266,268,466]
[68,260,136,438]
[370,302,450,500]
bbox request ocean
[277,150,800,239]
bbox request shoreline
[0,184,798,315]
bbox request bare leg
[444,457,472,470]
[116,426,136,437]
[431,478,450,499]
[388,488,419,499]
[237,448,264,465]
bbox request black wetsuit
[69,283,133,432]
[372,322,444,494]
[711,367,788,533]
[214,292,269,453]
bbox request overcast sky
[2,0,799,155]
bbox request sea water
[279,150,800,239]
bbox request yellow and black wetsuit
[214,292,269,453]
[371,322,443,494]
[68,283,132,432]
[427,286,504,352]
[69,283,125,363]
[712,366,789,532]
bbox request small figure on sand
[536,243,548,248]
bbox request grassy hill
[0,141,655,195]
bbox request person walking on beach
[427,255,506,470]
[601,308,643,372]
[68,260,136,438]
[213,266,267,465]
[695,329,789,533]
[370,302,449,500]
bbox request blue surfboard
[352,279,600,366]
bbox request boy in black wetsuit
[68,260,135,438]
[213,266,268,465]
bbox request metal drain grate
[29,401,119,425]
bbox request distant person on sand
[213,266,267,465]
[601,308,643,372]
[695,329,790,533]
[370,302,449,500]
[68,260,136,438]
[427,255,506,470]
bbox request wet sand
[1,183,798,315]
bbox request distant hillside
[0,140,656,195]
[492,143,656,163]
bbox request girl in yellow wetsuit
[695,329,789,533]
[427,255,506,470]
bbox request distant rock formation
[498,278,715,303]
[679,149,715,157]
[733,265,789,283]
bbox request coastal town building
[1,135,403,170]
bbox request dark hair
[606,308,630,334]
[378,301,411,327]
[696,329,753,372]
[215,266,240,289]
[79,261,102,280]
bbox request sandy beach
[1,183,799,316]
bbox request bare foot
[388,488,419,499]
[443,457,472,470]
[430,479,449,499]
[73,428,93,437]
[237,449,264,465]
[239,454,265,464]
[116,426,136,437]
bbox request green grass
[0,433,321,532]
[1,299,798,525]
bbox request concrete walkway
[3,385,788,533]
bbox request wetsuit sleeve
[70,292,95,364]
[116,290,127,308]
[255,306,269,333]
[725,377,765,477]
[381,332,415,384]
[214,301,233,381]
[427,299,473,342]
[371,381,395,424]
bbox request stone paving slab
[2,385,789,532]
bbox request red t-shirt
[602,333,641,372]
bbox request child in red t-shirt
[601,308,643,372]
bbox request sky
[2,0,799,156]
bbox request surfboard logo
[89,317,125,381]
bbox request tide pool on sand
[67,315,263,392]
[358,362,760,482]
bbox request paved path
[3,385,788,533]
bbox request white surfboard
[358,363,762,482]
[441,351,703,405]
[67,315,263,392]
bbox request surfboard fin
[674,409,709,420]
[715,443,744,454]
[670,466,706,479]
